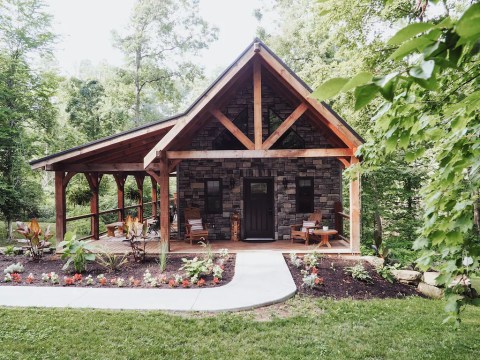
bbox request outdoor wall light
[229,177,235,189]
[282,177,288,189]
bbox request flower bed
[0,253,235,289]
[286,253,420,299]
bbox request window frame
[204,178,223,214]
[296,177,314,213]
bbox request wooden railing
[334,201,350,242]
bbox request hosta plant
[344,263,372,284]
[15,219,53,260]
[59,232,96,273]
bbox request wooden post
[159,152,170,250]
[85,173,101,240]
[135,174,145,222]
[151,176,158,218]
[349,157,361,253]
[114,174,126,221]
[55,172,66,242]
[253,59,262,149]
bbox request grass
[0,296,479,359]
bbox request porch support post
[349,157,361,253]
[151,176,158,218]
[159,152,170,250]
[113,173,126,221]
[85,172,101,240]
[135,174,145,222]
[55,172,67,242]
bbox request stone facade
[177,82,343,240]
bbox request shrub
[58,232,96,273]
[302,273,324,289]
[181,257,212,279]
[303,252,321,269]
[344,263,372,283]
[3,262,24,274]
[4,246,15,256]
[95,250,128,272]
[212,264,224,279]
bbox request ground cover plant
[0,296,479,359]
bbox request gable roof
[31,38,364,170]
[143,39,364,167]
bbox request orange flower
[311,267,318,275]
[73,273,82,282]
[213,277,220,284]
[168,279,177,288]
[64,277,74,286]
[11,273,22,283]
[99,278,107,286]
[197,278,206,287]
[182,279,190,288]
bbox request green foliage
[0,0,58,239]
[95,250,128,273]
[376,263,400,283]
[315,3,480,324]
[58,232,96,273]
[112,0,218,124]
[15,219,53,259]
[158,240,168,273]
[180,256,212,279]
[344,263,372,283]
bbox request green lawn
[0,296,478,359]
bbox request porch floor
[87,236,354,254]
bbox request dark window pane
[268,109,305,149]
[207,180,220,194]
[296,177,314,213]
[213,108,250,150]
[205,179,222,214]
[251,182,267,194]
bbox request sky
[46,0,276,77]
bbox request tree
[113,0,218,125]
[0,0,58,239]
[315,3,480,324]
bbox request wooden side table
[312,229,338,248]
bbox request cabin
[30,39,363,254]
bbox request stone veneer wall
[176,81,343,240]
[178,158,341,240]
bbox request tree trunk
[6,219,13,241]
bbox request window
[296,177,314,213]
[205,179,222,214]
[268,108,305,149]
[213,107,250,150]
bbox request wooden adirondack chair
[290,211,323,245]
[184,207,209,245]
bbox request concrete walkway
[0,251,296,312]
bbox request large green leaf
[388,22,435,45]
[409,60,435,80]
[342,72,373,92]
[388,36,432,60]
[354,84,380,110]
[312,77,349,101]
[456,3,480,39]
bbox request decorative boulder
[392,269,422,285]
[418,282,444,299]
[422,272,440,286]
[362,256,384,268]
[449,275,471,288]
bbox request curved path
[0,251,296,312]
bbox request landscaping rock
[422,271,440,286]
[13,247,23,254]
[392,269,421,285]
[449,275,471,288]
[362,256,384,268]
[0,248,4,255]
[418,282,444,299]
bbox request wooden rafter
[253,59,262,149]
[167,148,353,160]
[47,163,161,172]
[256,51,362,148]
[168,159,182,173]
[210,109,255,150]
[262,103,308,150]
[337,158,351,168]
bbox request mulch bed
[286,256,420,299]
[0,254,235,289]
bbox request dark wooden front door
[244,179,274,239]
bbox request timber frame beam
[166,148,353,160]
[210,109,255,150]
